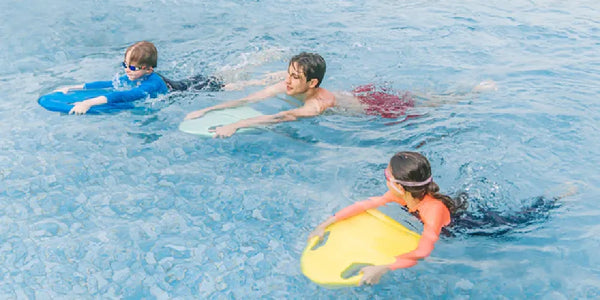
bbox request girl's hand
[359,265,389,286]
[307,225,327,242]
[307,217,336,242]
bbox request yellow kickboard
[301,209,420,288]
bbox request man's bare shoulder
[308,87,336,109]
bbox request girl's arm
[387,223,441,269]
[358,222,443,285]
[307,195,392,241]
[333,195,391,221]
[387,202,450,270]
[359,201,450,285]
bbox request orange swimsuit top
[334,191,451,270]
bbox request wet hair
[125,41,158,68]
[289,52,326,87]
[389,151,467,215]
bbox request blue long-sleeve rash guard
[83,73,168,104]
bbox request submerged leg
[447,184,576,237]
[417,80,498,107]
[223,71,287,91]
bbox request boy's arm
[82,80,114,90]
[68,77,164,114]
[210,99,321,138]
[102,75,167,104]
[69,96,108,115]
[54,84,85,94]
[68,85,148,115]
[185,81,286,120]
[103,87,148,104]
[54,76,123,94]
[55,80,116,94]
[68,84,150,114]
[68,85,147,115]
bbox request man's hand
[210,124,238,138]
[185,109,209,120]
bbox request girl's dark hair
[289,52,326,87]
[390,151,467,215]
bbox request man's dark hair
[289,52,326,87]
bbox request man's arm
[210,99,321,138]
[184,81,286,120]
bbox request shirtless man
[184,52,335,138]
[184,52,497,138]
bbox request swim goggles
[384,168,432,187]
[121,62,146,71]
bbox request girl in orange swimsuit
[308,151,567,286]
[308,151,466,286]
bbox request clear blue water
[1,0,599,298]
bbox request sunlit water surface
[1,0,599,298]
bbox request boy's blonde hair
[125,41,158,68]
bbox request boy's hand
[69,102,92,115]
[54,84,84,94]
[54,87,71,94]
[210,124,238,138]
[185,109,208,120]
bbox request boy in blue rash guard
[55,40,230,115]
[55,41,169,115]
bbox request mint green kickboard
[178,106,264,137]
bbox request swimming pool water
[1,0,599,298]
